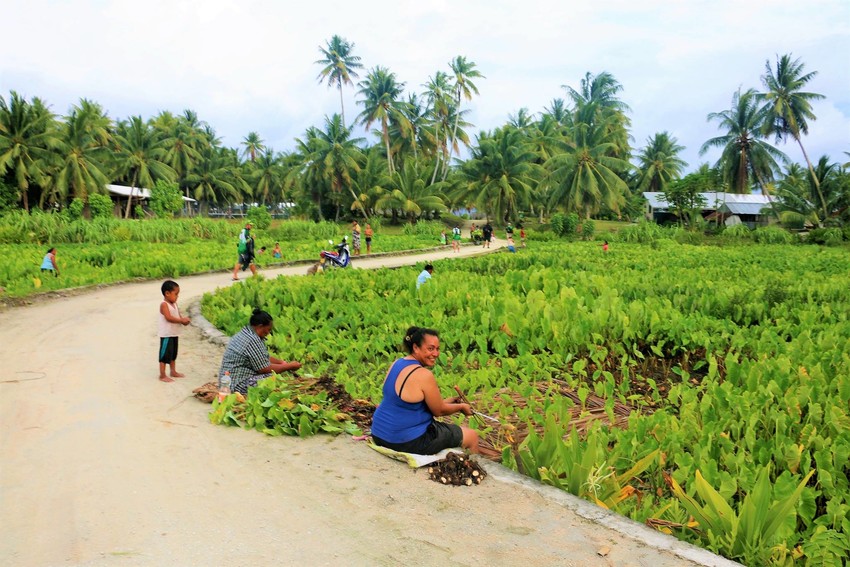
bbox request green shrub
[617,221,668,243]
[723,224,752,239]
[752,226,795,244]
[88,194,114,219]
[403,220,442,238]
[551,212,580,237]
[673,229,704,245]
[580,219,595,241]
[149,180,184,218]
[247,206,272,230]
[68,198,85,221]
[807,227,844,245]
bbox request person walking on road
[232,222,257,280]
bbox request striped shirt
[218,326,271,393]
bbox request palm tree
[0,92,58,211]
[564,71,632,160]
[184,146,243,215]
[250,148,285,206]
[508,108,535,130]
[311,114,366,219]
[423,71,453,184]
[315,35,364,128]
[635,132,687,192]
[50,100,113,207]
[375,160,445,223]
[543,98,572,126]
[463,127,543,223]
[356,66,410,175]
[445,56,484,179]
[758,54,827,219]
[545,114,631,218]
[351,146,392,217]
[775,157,846,226]
[152,111,206,215]
[240,131,265,162]
[700,88,787,195]
[391,93,430,173]
[113,116,176,218]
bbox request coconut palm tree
[508,108,535,130]
[351,145,392,217]
[423,71,453,184]
[184,146,242,215]
[700,88,788,195]
[0,92,58,211]
[240,131,265,163]
[775,157,847,226]
[564,71,632,160]
[543,98,572,126]
[311,113,366,219]
[635,132,687,192]
[375,160,445,223]
[113,116,176,218]
[758,53,827,219]
[315,35,364,128]
[356,66,410,176]
[444,56,484,179]
[545,114,630,218]
[49,99,113,206]
[391,93,430,173]
[463,126,543,223]
[151,111,207,215]
[250,148,285,206]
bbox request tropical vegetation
[0,44,844,231]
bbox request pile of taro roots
[427,452,486,486]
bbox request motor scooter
[319,238,351,268]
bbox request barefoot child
[158,280,190,382]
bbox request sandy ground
[1,241,723,566]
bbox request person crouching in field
[41,247,60,277]
[218,309,302,394]
[158,280,190,382]
[370,326,479,455]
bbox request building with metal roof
[643,192,775,228]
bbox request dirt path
[0,243,730,566]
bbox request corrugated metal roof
[643,192,773,211]
[720,202,772,215]
[107,184,196,202]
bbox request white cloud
[1,0,847,170]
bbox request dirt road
[0,243,732,566]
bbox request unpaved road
[0,243,728,566]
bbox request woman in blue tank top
[370,326,479,454]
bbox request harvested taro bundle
[427,452,486,486]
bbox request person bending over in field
[218,309,301,394]
[370,326,479,454]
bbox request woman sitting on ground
[218,309,301,394]
[370,326,479,454]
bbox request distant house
[106,184,196,215]
[643,192,775,228]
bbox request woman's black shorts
[372,420,463,455]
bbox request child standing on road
[158,280,190,383]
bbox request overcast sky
[2,0,848,173]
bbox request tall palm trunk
[346,186,368,220]
[430,121,442,185]
[124,171,139,219]
[382,118,394,175]
[796,135,828,222]
[339,85,346,128]
[443,93,462,181]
